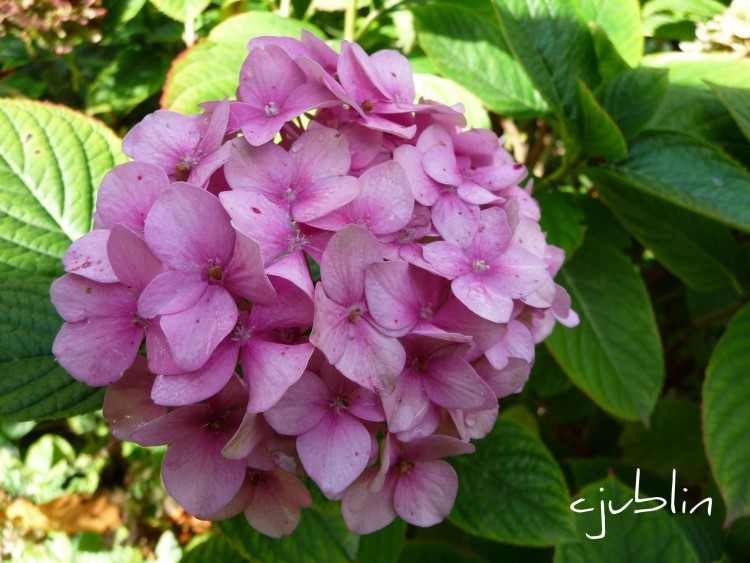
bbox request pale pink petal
[290,126,351,183]
[371,49,415,103]
[450,404,499,441]
[244,340,315,413]
[381,370,430,433]
[422,145,462,186]
[293,175,361,223]
[122,110,202,172]
[108,225,163,295]
[345,161,414,235]
[457,181,500,205]
[137,271,206,318]
[223,138,292,200]
[129,404,209,446]
[423,241,472,278]
[63,230,117,282]
[393,144,440,206]
[423,356,495,411]
[309,284,352,366]
[50,274,134,322]
[431,192,480,248]
[297,411,371,495]
[403,434,476,462]
[320,225,382,304]
[475,356,531,398]
[222,412,267,460]
[250,275,314,329]
[451,273,515,323]
[224,231,276,304]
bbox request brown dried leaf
[1,494,122,534]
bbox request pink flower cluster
[51,32,578,537]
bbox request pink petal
[423,356,495,410]
[159,285,238,372]
[53,317,142,386]
[144,184,234,270]
[346,161,414,235]
[150,339,238,406]
[431,192,480,248]
[381,370,430,433]
[423,241,471,279]
[137,271,206,318]
[451,273,515,323]
[224,231,277,304]
[63,230,117,282]
[457,181,500,205]
[403,434,476,462]
[297,411,371,495]
[394,461,458,526]
[290,126,351,183]
[129,404,209,446]
[50,274,134,322]
[244,340,315,413]
[293,175,361,223]
[94,161,169,231]
[263,371,330,436]
[422,145,462,186]
[371,49,415,103]
[223,138,292,201]
[221,412,267,460]
[244,468,312,537]
[320,224,382,304]
[108,225,163,295]
[122,110,202,172]
[341,467,398,534]
[393,144,440,206]
[250,275,314,329]
[162,432,246,518]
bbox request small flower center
[264,101,279,117]
[176,154,200,174]
[440,184,456,193]
[348,303,364,323]
[361,100,374,112]
[411,356,429,373]
[232,321,254,345]
[248,471,262,486]
[420,304,433,320]
[398,228,414,243]
[206,265,224,283]
[283,187,297,202]
[396,459,414,475]
[207,414,228,433]
[132,314,148,329]
[330,394,351,415]
[473,259,489,273]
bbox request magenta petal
[53,317,143,386]
[422,145,462,186]
[137,270,206,318]
[94,161,169,231]
[222,412,267,460]
[223,138,292,200]
[393,144,440,206]
[244,340,315,413]
[162,432,246,518]
[394,461,458,527]
[63,230,117,282]
[371,49,415,103]
[342,468,397,534]
[290,126,351,183]
[457,181,500,205]
[423,241,472,278]
[108,225,163,295]
[297,411,371,495]
[263,371,330,436]
[160,285,238,372]
[145,184,234,269]
[122,110,202,171]
[320,224,382,304]
[403,434,475,462]
[293,175,361,223]
[309,283,351,366]
[349,161,414,235]
[103,356,165,440]
[266,253,314,299]
[364,261,419,334]
[251,275,314,329]
[151,340,238,406]
[244,468,312,538]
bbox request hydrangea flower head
[51,32,578,538]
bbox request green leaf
[358,518,406,563]
[411,4,546,117]
[643,53,750,90]
[0,99,123,277]
[587,22,630,83]
[216,509,358,563]
[577,0,642,67]
[534,188,586,260]
[592,173,742,293]
[399,541,487,563]
[596,131,750,233]
[707,82,750,143]
[182,535,244,563]
[0,278,61,362]
[546,238,664,422]
[412,73,490,130]
[0,357,104,421]
[575,80,627,160]
[162,12,324,114]
[450,418,575,546]
[557,477,701,562]
[619,398,709,483]
[87,45,172,116]
[596,67,670,140]
[642,0,726,38]
[149,0,211,22]
[703,303,750,524]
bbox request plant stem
[279,0,292,17]
[344,0,358,42]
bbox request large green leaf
[216,509,358,563]
[556,478,700,562]
[162,13,324,114]
[412,73,490,130]
[596,131,750,233]
[358,518,406,563]
[412,3,546,117]
[575,80,627,160]
[546,239,664,422]
[577,0,642,67]
[643,53,750,89]
[534,188,586,261]
[593,173,742,293]
[708,82,750,142]
[596,67,669,140]
[0,357,105,421]
[450,418,575,546]
[704,303,750,524]
[0,99,123,277]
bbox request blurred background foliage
[2,0,750,561]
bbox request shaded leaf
[450,418,575,546]
[577,0,642,67]
[707,82,750,142]
[546,239,664,422]
[576,80,627,160]
[149,0,210,22]
[703,303,750,524]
